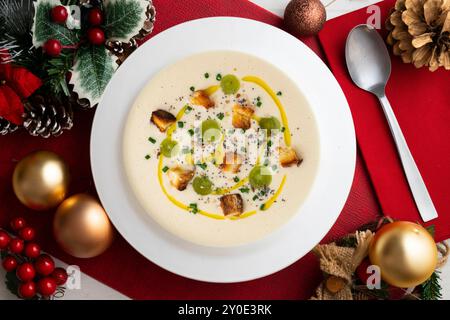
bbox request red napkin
[319,0,450,242]
[0,0,380,299]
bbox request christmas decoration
[311,218,448,300]
[1,217,68,300]
[369,221,438,288]
[386,0,450,71]
[12,151,70,210]
[284,0,326,37]
[0,0,156,137]
[53,194,114,258]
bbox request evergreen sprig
[421,271,442,300]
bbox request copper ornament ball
[53,194,114,258]
[369,221,438,288]
[284,0,326,37]
[13,151,70,210]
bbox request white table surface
[1,0,448,300]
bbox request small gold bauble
[284,0,326,37]
[369,221,437,288]
[53,194,114,258]
[13,151,70,210]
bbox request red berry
[19,227,35,241]
[88,8,103,26]
[16,263,36,282]
[18,281,36,299]
[51,5,68,24]
[24,242,41,259]
[44,39,62,57]
[34,254,55,276]
[87,27,105,45]
[10,217,26,231]
[37,277,57,297]
[9,238,24,254]
[2,256,18,272]
[51,267,68,285]
[0,230,10,249]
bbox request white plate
[91,17,355,283]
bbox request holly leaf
[104,0,148,42]
[32,0,80,47]
[70,45,116,106]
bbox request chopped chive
[188,128,194,136]
[177,121,184,128]
[276,91,282,96]
[162,166,169,173]
[259,204,265,210]
[216,73,222,81]
[190,86,195,92]
[263,159,269,166]
[268,140,272,147]
[189,203,198,214]
[233,176,240,183]
[256,96,261,101]
[256,101,262,107]
[185,105,193,113]
[148,137,156,144]
[145,154,151,160]
[252,195,259,201]
[239,187,250,193]
[281,127,286,132]
[217,112,225,120]
[197,163,207,170]
[204,73,209,78]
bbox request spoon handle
[377,93,438,222]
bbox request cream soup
[123,51,320,247]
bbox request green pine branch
[421,271,442,300]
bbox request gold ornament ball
[13,151,70,211]
[284,0,326,37]
[369,221,437,288]
[53,194,114,258]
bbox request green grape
[201,119,222,143]
[249,165,272,189]
[220,74,240,94]
[259,117,281,133]
[160,138,179,157]
[193,176,213,195]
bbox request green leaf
[32,0,80,47]
[104,0,147,41]
[70,45,116,106]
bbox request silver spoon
[345,24,438,222]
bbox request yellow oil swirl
[242,76,292,146]
[212,177,249,195]
[260,175,287,211]
[204,85,220,96]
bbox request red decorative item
[24,242,41,259]
[0,59,42,125]
[10,217,26,231]
[87,27,105,45]
[51,5,68,24]
[2,256,18,272]
[16,263,36,282]
[0,230,10,249]
[37,277,57,296]
[43,39,63,57]
[9,238,24,254]
[18,281,37,299]
[19,227,35,241]
[88,7,103,26]
[34,254,55,276]
[51,267,68,285]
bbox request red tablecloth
[0,0,381,299]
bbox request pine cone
[0,117,18,135]
[386,0,450,71]
[23,95,74,138]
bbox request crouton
[220,152,243,173]
[190,90,215,109]
[277,146,303,167]
[151,109,176,132]
[219,194,244,217]
[167,167,195,191]
[232,103,254,129]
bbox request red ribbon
[0,51,42,125]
